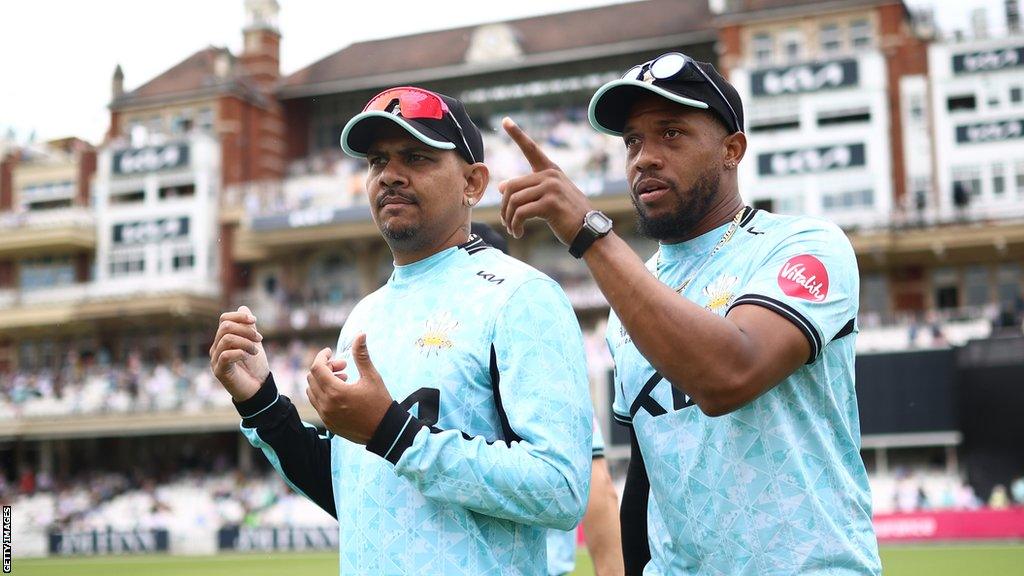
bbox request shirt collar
[389,245,461,288]
[657,218,736,262]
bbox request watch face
[586,211,613,234]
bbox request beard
[377,188,421,242]
[633,167,719,241]
[381,221,419,242]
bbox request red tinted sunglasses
[363,87,476,163]
[364,87,449,118]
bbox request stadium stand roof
[278,0,716,99]
[712,0,910,23]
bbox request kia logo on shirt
[778,255,829,303]
[751,59,858,96]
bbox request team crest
[703,274,739,313]
[416,312,459,356]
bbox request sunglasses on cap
[622,53,741,134]
[363,87,477,163]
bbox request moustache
[377,189,418,209]
[631,173,676,196]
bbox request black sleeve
[234,373,337,519]
[621,425,651,575]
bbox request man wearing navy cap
[211,87,594,575]
[499,54,881,574]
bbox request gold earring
[726,161,737,170]
[463,197,474,207]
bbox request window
[964,266,991,308]
[753,32,773,64]
[170,112,193,134]
[109,248,146,277]
[909,94,925,121]
[1011,86,1023,105]
[147,115,163,136]
[749,118,800,132]
[947,94,977,112]
[172,246,195,271]
[996,264,1021,310]
[197,108,214,132]
[993,163,1006,196]
[159,184,195,200]
[820,23,842,53]
[861,273,890,317]
[818,108,871,126]
[988,93,1000,108]
[109,190,145,205]
[776,195,804,214]
[933,267,959,310]
[263,274,278,297]
[822,189,874,210]
[850,19,872,48]
[20,256,75,289]
[753,198,774,212]
[1016,162,1024,194]
[910,176,931,212]
[952,166,982,205]
[20,180,76,211]
[781,29,802,62]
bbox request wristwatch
[569,210,613,258]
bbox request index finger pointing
[502,117,558,172]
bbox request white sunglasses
[623,53,741,133]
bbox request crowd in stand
[235,108,626,219]
[5,462,1023,542]
[0,355,230,419]
[868,469,1024,515]
[2,467,334,539]
[0,328,613,420]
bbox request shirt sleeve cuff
[233,373,282,426]
[727,294,822,364]
[366,401,425,465]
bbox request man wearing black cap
[498,54,880,574]
[210,87,594,575]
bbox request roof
[111,47,265,110]
[280,0,715,98]
[714,0,909,24]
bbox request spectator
[1010,475,1024,506]
[989,484,1010,509]
[956,483,982,509]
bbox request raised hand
[305,334,393,445]
[499,117,594,244]
[209,305,269,402]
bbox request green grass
[13,544,1024,575]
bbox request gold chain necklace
[657,208,746,294]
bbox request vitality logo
[778,254,829,302]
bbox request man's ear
[463,162,489,206]
[724,131,747,167]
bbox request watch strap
[569,213,610,258]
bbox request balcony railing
[0,207,94,230]
[0,278,220,310]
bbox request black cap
[341,88,484,164]
[588,54,744,136]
